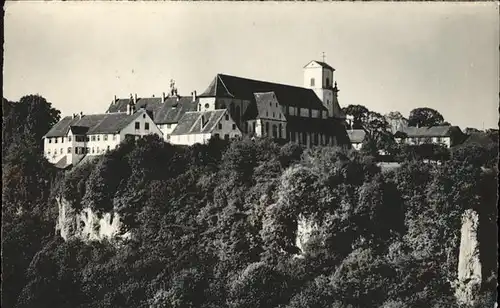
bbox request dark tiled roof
[153,98,198,124]
[347,129,366,144]
[106,96,198,124]
[303,60,335,71]
[87,112,143,134]
[199,74,327,111]
[456,132,498,148]
[106,97,162,113]
[44,116,81,137]
[395,126,458,138]
[45,110,148,137]
[171,110,227,135]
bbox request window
[326,77,330,87]
[86,147,90,153]
[265,122,270,135]
[198,104,201,111]
[135,122,140,129]
[145,123,150,130]
[60,148,63,154]
[310,78,315,87]
[92,147,95,154]
[291,131,296,142]
[279,124,282,139]
[205,103,210,109]
[107,146,110,151]
[48,138,52,143]
[48,150,51,155]
[67,147,71,154]
[218,123,222,129]
[104,135,108,141]
[273,112,275,118]
[62,137,65,143]
[266,111,269,117]
[91,135,96,141]
[253,122,256,133]
[214,133,220,139]
[68,136,72,142]
[232,124,236,130]
[225,114,229,121]
[272,125,278,138]
[224,134,229,140]
[86,136,90,142]
[166,134,170,140]
[97,135,100,141]
[113,135,117,141]
[55,138,58,144]
[143,114,146,119]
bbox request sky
[3,2,499,130]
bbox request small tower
[127,93,136,115]
[303,56,340,118]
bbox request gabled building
[170,109,242,145]
[346,129,366,150]
[394,125,465,148]
[43,108,162,168]
[106,89,198,142]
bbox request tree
[342,105,369,129]
[408,108,445,127]
[2,95,60,154]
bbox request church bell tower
[303,55,342,118]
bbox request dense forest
[2,95,498,308]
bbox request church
[107,59,350,147]
[43,59,351,168]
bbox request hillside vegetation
[2,96,498,308]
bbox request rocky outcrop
[55,197,130,243]
[295,214,319,257]
[454,209,482,306]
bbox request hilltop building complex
[43,60,351,168]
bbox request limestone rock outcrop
[454,209,482,306]
[55,197,130,242]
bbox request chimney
[80,111,84,118]
[113,95,117,103]
[192,91,197,102]
[161,92,166,103]
[134,93,137,104]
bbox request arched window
[272,125,278,138]
[310,78,315,87]
[265,122,269,136]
